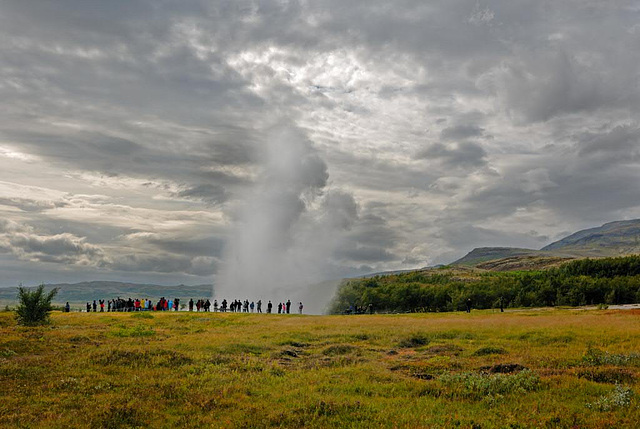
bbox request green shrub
[473,346,508,356]
[439,369,541,400]
[582,347,640,366]
[15,285,58,326]
[586,385,634,411]
[398,333,430,348]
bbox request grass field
[1,309,639,428]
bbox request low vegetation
[1,309,639,427]
[329,255,640,314]
[14,284,58,326]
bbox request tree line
[328,255,640,314]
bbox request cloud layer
[0,1,639,291]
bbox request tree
[15,285,59,326]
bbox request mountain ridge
[0,280,214,305]
[452,219,640,269]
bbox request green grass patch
[473,346,508,356]
[397,332,430,348]
[109,324,155,338]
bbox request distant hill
[452,219,640,269]
[452,247,542,267]
[0,281,213,305]
[541,219,640,256]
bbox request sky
[1,1,639,291]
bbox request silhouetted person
[214,300,218,312]
[466,298,472,313]
[267,300,272,314]
[86,302,91,313]
[92,300,97,312]
[298,302,303,314]
[257,300,262,313]
[499,296,504,313]
[221,299,227,312]
[189,299,194,311]
[277,302,282,314]
[65,302,70,313]
[286,300,291,314]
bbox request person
[277,302,282,314]
[86,302,91,313]
[196,300,201,312]
[92,300,97,312]
[174,298,180,311]
[99,299,105,312]
[466,298,472,313]
[189,299,194,311]
[286,300,291,314]
[204,299,211,312]
[257,300,262,313]
[221,299,227,312]
[250,301,255,313]
[65,302,70,313]
[267,300,272,314]
[298,302,303,314]
[368,303,373,315]
[499,296,504,313]
[213,300,218,312]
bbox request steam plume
[216,125,353,313]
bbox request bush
[15,285,58,326]
[473,346,508,356]
[438,369,541,400]
[586,385,634,411]
[582,347,640,366]
[398,333,430,348]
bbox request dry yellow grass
[1,309,639,428]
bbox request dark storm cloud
[578,125,640,159]
[440,125,485,141]
[171,184,229,205]
[416,142,487,169]
[0,0,639,283]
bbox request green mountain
[452,219,640,269]
[541,219,640,256]
[452,247,542,266]
[0,281,213,305]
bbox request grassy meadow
[1,309,640,428]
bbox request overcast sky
[1,1,639,287]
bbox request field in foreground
[1,310,640,428]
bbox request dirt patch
[480,363,528,374]
[576,367,636,384]
[280,349,299,358]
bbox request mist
[215,125,356,314]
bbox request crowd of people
[75,297,304,314]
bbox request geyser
[216,125,355,314]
